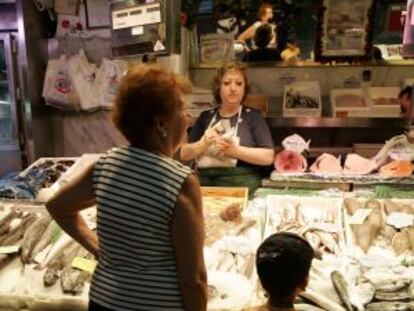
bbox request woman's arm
[180,127,220,161]
[238,25,255,43]
[215,139,274,165]
[46,163,99,258]
[171,174,207,311]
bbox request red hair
[112,64,192,144]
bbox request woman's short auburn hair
[212,62,251,105]
[112,64,192,144]
[258,3,273,20]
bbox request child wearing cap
[244,232,315,311]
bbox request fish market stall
[1,154,414,310]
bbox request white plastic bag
[101,59,128,108]
[68,50,98,111]
[42,55,80,110]
[91,58,128,109]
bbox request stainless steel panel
[0,33,19,146]
[16,0,54,164]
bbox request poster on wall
[403,0,414,57]
[315,0,374,63]
[55,0,80,15]
[85,0,110,29]
[200,33,234,63]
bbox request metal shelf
[265,116,410,128]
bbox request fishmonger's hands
[202,127,220,146]
[215,137,239,158]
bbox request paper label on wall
[0,245,20,254]
[348,208,372,225]
[112,3,161,30]
[131,26,144,36]
[411,4,414,26]
[154,40,165,51]
[72,257,97,273]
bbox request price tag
[386,212,414,229]
[0,245,20,254]
[348,208,372,225]
[72,257,97,273]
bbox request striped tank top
[89,146,192,311]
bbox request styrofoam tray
[283,81,322,117]
[52,154,102,192]
[367,87,401,117]
[19,157,78,200]
[330,88,371,117]
[343,198,414,258]
[264,195,346,257]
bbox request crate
[201,186,248,214]
[330,88,371,117]
[283,81,322,117]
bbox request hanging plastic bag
[42,55,80,110]
[68,50,98,111]
[101,59,128,109]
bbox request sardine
[406,227,414,251]
[299,289,346,311]
[31,220,62,261]
[0,213,38,247]
[375,291,411,302]
[384,200,401,215]
[344,198,363,215]
[294,304,325,311]
[365,302,414,311]
[0,210,21,235]
[60,250,93,295]
[21,215,51,263]
[43,240,81,287]
[353,277,375,306]
[35,232,73,270]
[392,231,410,255]
[373,278,412,293]
[331,270,353,311]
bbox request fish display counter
[1,159,414,310]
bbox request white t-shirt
[252,21,277,49]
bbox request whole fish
[375,291,411,302]
[295,304,325,311]
[373,278,412,293]
[43,241,81,287]
[299,289,346,311]
[60,249,93,295]
[0,213,38,246]
[21,215,51,263]
[365,302,414,311]
[35,232,73,270]
[0,210,22,236]
[349,277,375,309]
[31,220,62,262]
[331,271,354,311]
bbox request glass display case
[0,33,22,176]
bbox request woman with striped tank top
[46,65,207,311]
